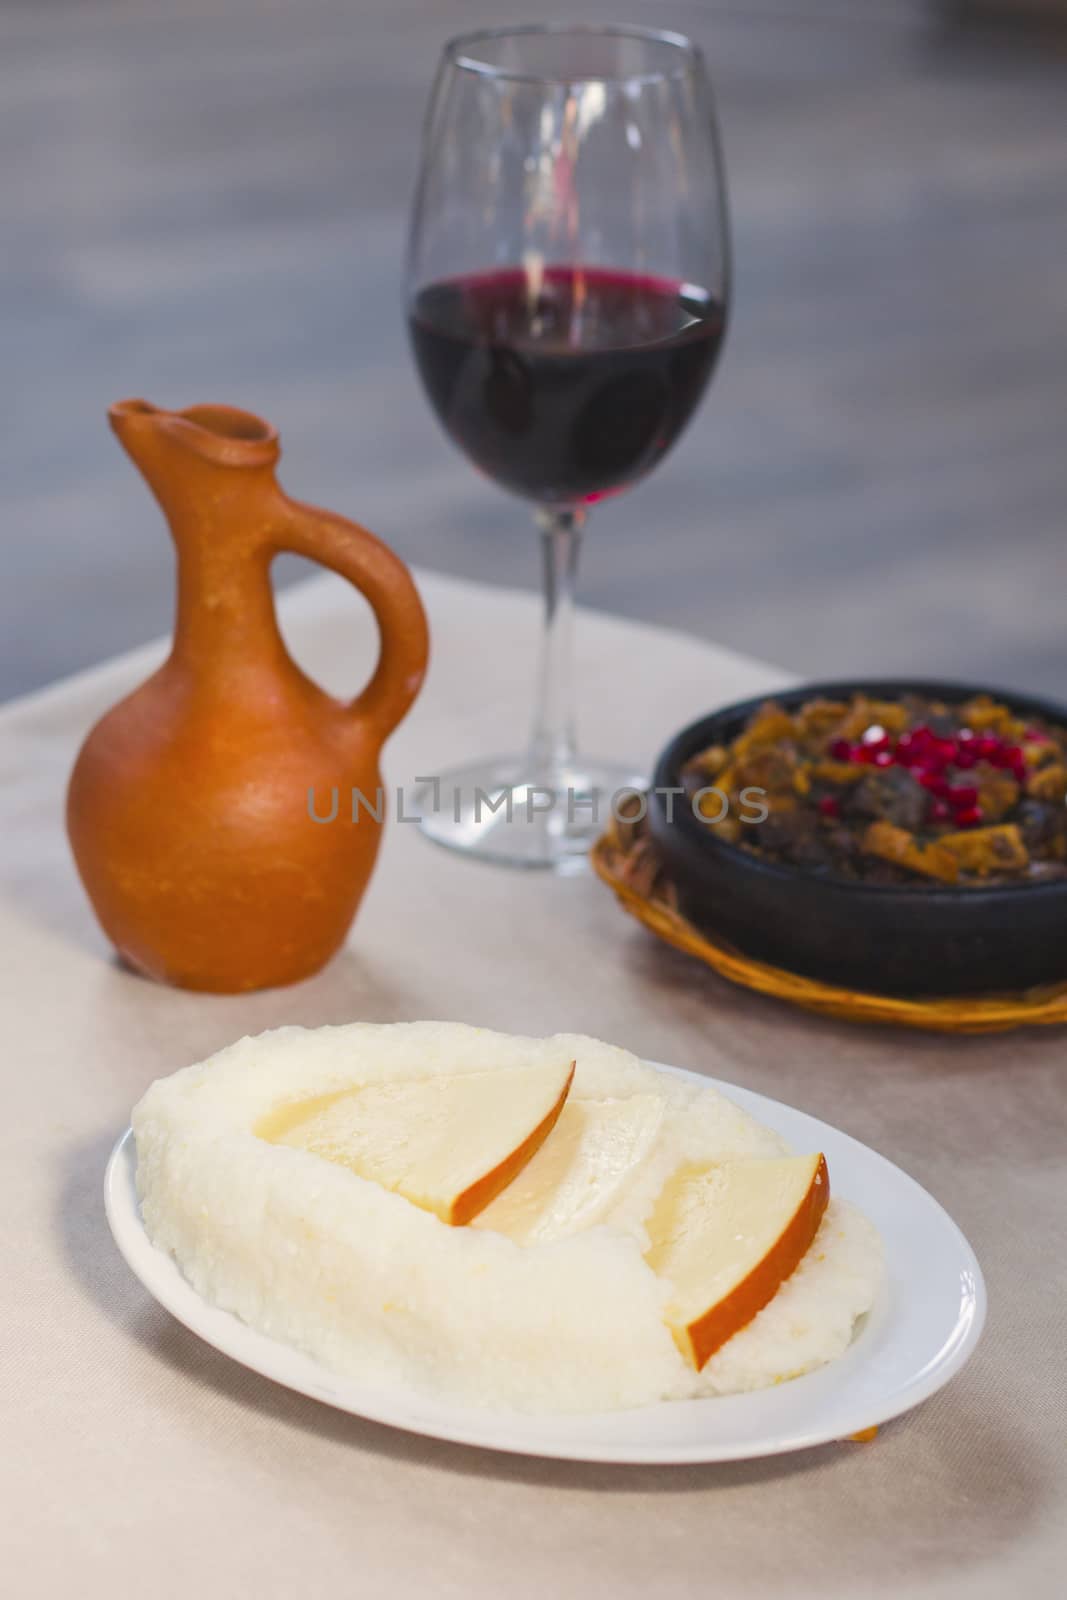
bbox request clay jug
[67,399,429,992]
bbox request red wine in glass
[409,265,725,504]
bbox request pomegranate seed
[928,799,952,823]
[916,737,952,769]
[828,738,852,761]
[818,794,841,819]
[948,786,979,809]
[918,771,950,797]
[953,806,983,828]
[871,750,894,767]
[953,747,977,770]
[990,744,1025,773]
[956,727,976,744]
[860,725,889,750]
[974,736,1000,761]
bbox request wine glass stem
[527,505,586,781]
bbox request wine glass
[406,24,730,870]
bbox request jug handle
[273,499,429,738]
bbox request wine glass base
[413,756,646,872]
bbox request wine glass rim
[444,23,704,87]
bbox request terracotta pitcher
[67,400,429,992]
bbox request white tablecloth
[1,571,1062,1599]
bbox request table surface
[1,571,1062,1600]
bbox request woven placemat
[591,810,1067,1034]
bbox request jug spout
[109,398,280,500]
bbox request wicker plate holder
[591,811,1067,1034]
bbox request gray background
[3,0,1066,702]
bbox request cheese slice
[645,1153,830,1370]
[473,1094,664,1245]
[258,1058,574,1225]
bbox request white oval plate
[105,1063,984,1464]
